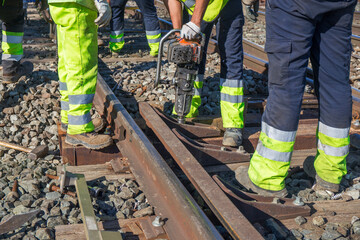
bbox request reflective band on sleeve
[256,140,292,162]
[111,30,124,36]
[2,35,23,44]
[61,101,70,111]
[183,0,195,8]
[68,112,91,125]
[147,38,161,44]
[146,30,161,36]
[110,37,124,43]
[318,121,349,139]
[68,94,95,105]
[220,93,243,103]
[59,81,68,91]
[2,54,22,61]
[262,121,297,142]
[318,140,349,157]
[220,78,244,88]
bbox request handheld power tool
[155,29,205,124]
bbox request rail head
[93,74,223,240]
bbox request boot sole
[65,136,113,150]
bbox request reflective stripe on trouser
[248,122,296,191]
[220,78,244,128]
[1,30,23,61]
[109,30,124,52]
[146,30,161,55]
[172,74,203,118]
[49,3,97,134]
[315,122,349,184]
[248,0,354,191]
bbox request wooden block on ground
[57,122,122,166]
[56,164,134,181]
[55,217,167,240]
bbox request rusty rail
[139,102,264,240]
[93,74,223,240]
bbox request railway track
[1,2,360,240]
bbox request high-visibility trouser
[182,0,245,127]
[49,3,98,135]
[0,0,24,75]
[109,29,125,52]
[109,0,161,53]
[248,0,355,191]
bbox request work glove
[180,22,201,40]
[242,0,259,23]
[94,0,112,28]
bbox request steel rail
[139,102,264,240]
[93,74,223,240]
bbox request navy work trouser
[264,0,356,131]
[248,0,356,191]
[184,0,245,128]
[109,0,161,52]
[0,0,24,75]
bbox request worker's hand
[94,0,112,27]
[180,22,201,40]
[242,0,259,23]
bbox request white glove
[94,0,112,28]
[180,22,201,40]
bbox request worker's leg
[247,0,316,191]
[49,3,97,134]
[56,23,69,126]
[310,3,355,188]
[109,0,127,52]
[215,0,245,147]
[135,0,161,56]
[0,0,33,83]
[49,3,112,149]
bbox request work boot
[303,156,340,193]
[61,118,105,133]
[3,61,33,84]
[222,128,243,147]
[65,132,113,150]
[235,166,288,198]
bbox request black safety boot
[61,118,105,133]
[222,128,243,147]
[235,166,288,198]
[65,132,113,150]
[3,61,33,84]
[303,156,340,193]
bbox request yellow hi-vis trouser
[248,121,349,191]
[49,3,97,134]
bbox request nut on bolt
[293,196,304,206]
[48,182,77,198]
[152,216,164,227]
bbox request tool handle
[155,29,181,87]
[0,140,31,153]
